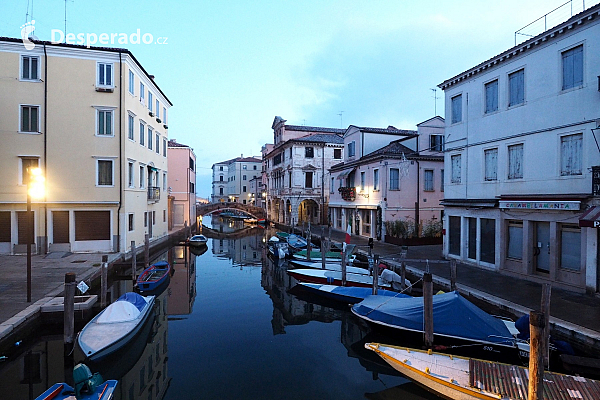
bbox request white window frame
[147,127,153,150]
[20,55,40,81]
[148,92,153,112]
[156,100,160,118]
[139,164,146,188]
[96,108,114,137]
[389,168,400,190]
[561,44,584,91]
[163,172,167,191]
[507,143,524,180]
[128,213,135,231]
[451,94,462,124]
[451,154,462,183]
[360,171,365,191]
[128,70,135,95]
[96,62,114,88]
[127,112,135,141]
[140,82,145,103]
[484,79,498,114]
[19,104,40,133]
[139,120,146,146]
[19,157,40,185]
[163,107,167,124]
[373,169,379,191]
[424,169,434,191]
[348,141,356,157]
[163,138,167,157]
[508,68,525,107]
[560,133,583,176]
[155,133,160,154]
[96,159,115,187]
[429,134,445,152]
[484,148,498,181]
[128,161,135,188]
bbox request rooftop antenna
[430,88,439,116]
[64,0,74,34]
[24,0,34,25]
[338,111,344,128]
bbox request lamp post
[26,167,45,303]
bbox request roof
[168,139,191,148]
[366,139,418,158]
[438,3,600,90]
[0,36,173,106]
[228,157,262,164]
[285,125,346,134]
[348,125,417,136]
[289,133,344,145]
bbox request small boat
[267,236,289,259]
[292,249,342,262]
[257,218,266,225]
[78,292,155,361]
[287,259,367,275]
[287,268,391,289]
[275,231,290,240]
[188,234,208,246]
[36,363,117,400]
[136,261,171,294]
[353,291,527,363]
[243,218,258,224]
[287,234,308,251]
[365,342,600,400]
[296,282,410,304]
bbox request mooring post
[64,272,76,347]
[341,248,347,286]
[372,254,379,295]
[321,231,326,270]
[306,228,312,261]
[528,311,545,400]
[144,233,150,269]
[327,225,332,253]
[541,283,552,369]
[423,272,434,348]
[401,261,406,290]
[101,255,108,308]
[450,259,457,292]
[131,241,137,281]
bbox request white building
[439,4,600,293]
[211,156,261,204]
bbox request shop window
[448,216,461,256]
[560,225,581,271]
[480,218,495,264]
[506,221,523,260]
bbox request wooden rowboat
[136,261,171,294]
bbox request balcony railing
[338,187,356,201]
[148,186,161,201]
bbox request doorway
[534,222,550,273]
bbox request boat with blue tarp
[296,282,410,304]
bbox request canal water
[1,215,441,400]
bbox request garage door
[75,211,110,241]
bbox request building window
[97,160,114,186]
[163,173,167,190]
[243,165,247,170]
[484,148,498,181]
[348,141,356,157]
[140,82,145,103]
[373,169,379,191]
[148,127,153,149]
[144,212,148,228]
[560,225,581,271]
[468,218,477,260]
[451,94,462,124]
[140,166,145,188]
[20,105,39,133]
[334,148,342,159]
[390,168,399,190]
[155,134,160,154]
[243,175,247,180]
[449,216,461,256]
[219,175,223,182]
[139,122,145,145]
[20,158,40,185]
[163,210,166,222]
[253,165,257,170]
[128,213,134,231]
[242,185,247,192]
[219,187,223,195]
[148,92,153,112]
[562,45,583,90]
[153,211,156,225]
[156,100,160,116]
[560,133,582,176]
[359,171,365,191]
[440,169,444,191]
[97,62,113,87]
[21,55,39,80]
[508,69,524,107]
[305,172,313,188]
[485,79,498,113]
[163,107,167,124]
[305,147,314,158]
[128,113,135,140]
[128,70,134,94]
[507,220,523,260]
[480,219,495,264]
[190,182,195,193]
[128,162,134,188]
[331,177,335,193]
[163,138,167,156]
[219,166,223,171]
[508,144,523,179]
[424,170,434,191]
[451,154,461,183]
[430,135,444,152]
[97,109,113,136]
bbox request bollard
[101,255,108,308]
[131,241,137,281]
[64,273,76,347]
[423,272,434,348]
[371,254,379,295]
[341,249,347,287]
[541,284,552,369]
[528,311,546,400]
[144,233,150,269]
[450,259,457,292]
[401,261,406,290]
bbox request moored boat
[296,282,410,304]
[287,268,391,289]
[136,261,171,294]
[287,259,367,275]
[188,234,208,246]
[286,234,308,251]
[35,363,117,400]
[267,236,289,259]
[78,292,155,361]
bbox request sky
[1,0,597,198]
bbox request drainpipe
[43,43,48,254]
[415,159,420,236]
[321,143,325,225]
[117,52,123,252]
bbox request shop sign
[499,201,580,211]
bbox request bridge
[197,202,267,220]
[200,225,265,240]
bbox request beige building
[0,37,171,254]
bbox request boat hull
[297,283,407,304]
[35,380,118,400]
[137,261,171,294]
[287,268,391,289]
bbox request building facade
[0,37,171,254]
[328,120,444,239]
[167,139,197,230]
[211,160,230,203]
[264,117,345,225]
[438,4,600,292]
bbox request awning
[336,168,355,180]
[579,206,600,228]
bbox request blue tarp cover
[352,291,513,345]
[116,292,148,312]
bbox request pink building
[328,117,445,240]
[167,139,197,230]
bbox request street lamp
[26,167,45,302]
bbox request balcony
[338,187,356,201]
[148,186,161,202]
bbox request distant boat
[35,363,117,400]
[136,261,171,294]
[291,249,343,262]
[296,282,409,304]
[287,259,367,275]
[286,234,308,252]
[78,292,155,361]
[365,342,600,400]
[267,236,289,259]
[188,234,208,246]
[287,268,391,289]
[243,218,258,224]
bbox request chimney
[149,74,155,81]
[241,154,244,158]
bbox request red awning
[579,206,600,228]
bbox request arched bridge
[197,202,266,220]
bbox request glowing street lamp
[26,167,45,302]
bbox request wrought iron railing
[148,186,160,201]
[338,187,356,201]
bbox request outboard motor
[73,363,104,397]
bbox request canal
[1,215,440,399]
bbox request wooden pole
[372,255,379,295]
[541,283,552,369]
[450,259,457,292]
[307,227,312,261]
[101,255,108,308]
[327,225,332,253]
[131,241,137,281]
[321,231,326,270]
[63,272,76,346]
[341,249,347,286]
[401,261,406,290]
[528,311,546,400]
[144,233,150,269]
[423,272,434,348]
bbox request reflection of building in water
[261,256,342,335]
[168,245,197,315]
[208,217,264,266]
